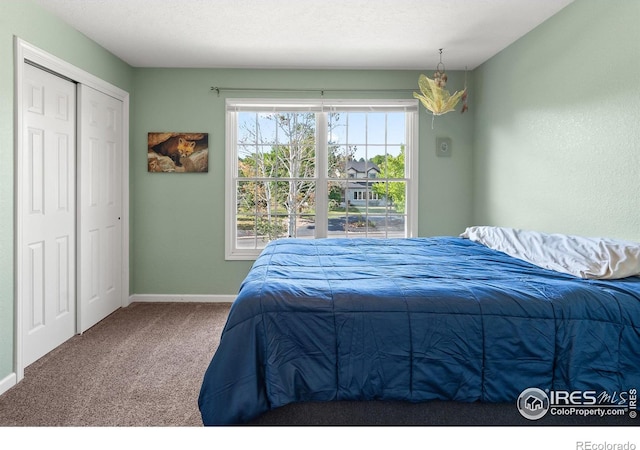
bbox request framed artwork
[148,132,209,173]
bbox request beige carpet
[3,301,635,428]
[0,302,230,427]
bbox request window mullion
[225,110,238,259]
[406,111,419,237]
[315,112,328,239]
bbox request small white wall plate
[436,137,452,157]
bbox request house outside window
[345,159,382,207]
[225,99,419,260]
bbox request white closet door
[78,84,123,332]
[21,63,77,366]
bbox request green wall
[130,68,474,295]
[0,1,134,382]
[472,0,640,241]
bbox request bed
[198,227,640,425]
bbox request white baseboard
[0,372,17,396]
[129,294,236,304]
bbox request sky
[238,111,407,164]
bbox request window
[225,99,419,260]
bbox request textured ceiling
[33,0,574,70]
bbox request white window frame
[225,99,419,260]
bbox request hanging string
[433,48,448,89]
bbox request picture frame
[148,132,209,173]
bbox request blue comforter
[198,237,640,425]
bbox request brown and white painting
[148,132,209,173]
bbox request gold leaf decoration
[413,74,466,116]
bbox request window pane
[328,112,347,145]
[384,214,406,238]
[278,112,316,144]
[238,144,255,161]
[291,214,316,239]
[328,181,345,207]
[257,114,277,144]
[351,145,367,163]
[386,113,406,144]
[238,112,280,145]
[238,144,276,178]
[266,181,283,215]
[236,213,260,250]
[366,113,387,145]
[236,180,258,213]
[237,112,257,144]
[346,113,366,144]
[378,146,405,180]
[262,215,288,240]
[374,181,407,213]
[386,145,404,159]
[329,145,355,178]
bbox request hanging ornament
[460,66,469,114]
[413,49,467,126]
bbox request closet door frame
[14,38,130,382]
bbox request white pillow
[460,226,640,280]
